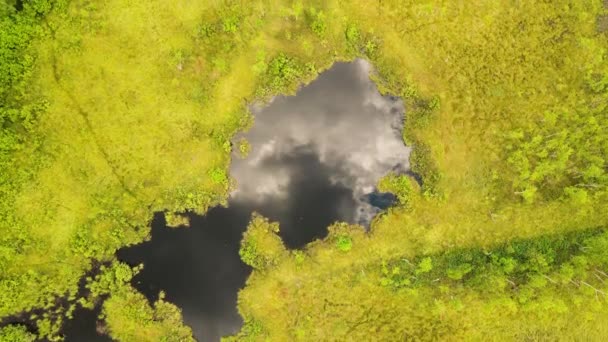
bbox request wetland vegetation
[1,0,608,341]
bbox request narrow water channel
[65,59,410,341]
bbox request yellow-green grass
[1,0,607,340]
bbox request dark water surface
[66,60,410,341]
[62,304,109,342]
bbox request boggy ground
[1,1,607,341]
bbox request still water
[67,59,410,341]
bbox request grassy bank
[0,0,607,340]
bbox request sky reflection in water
[116,59,410,342]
